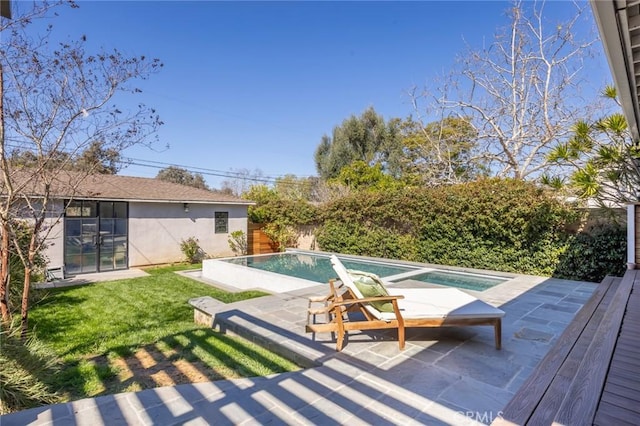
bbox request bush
[263,222,298,252]
[316,179,580,276]
[245,185,319,225]
[228,230,248,256]
[0,322,61,414]
[554,224,627,282]
[7,220,47,314]
[180,237,203,263]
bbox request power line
[120,156,317,185]
[2,142,318,186]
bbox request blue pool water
[223,252,416,283]
[222,252,509,291]
[395,270,507,291]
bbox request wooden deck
[495,269,640,425]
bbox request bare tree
[0,2,162,335]
[413,0,598,179]
[220,168,265,197]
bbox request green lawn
[29,270,299,400]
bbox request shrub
[180,237,203,263]
[263,222,298,252]
[228,230,248,256]
[554,223,627,282]
[7,220,47,314]
[0,322,61,414]
[245,185,319,225]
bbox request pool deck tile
[2,273,599,426]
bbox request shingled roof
[4,170,253,205]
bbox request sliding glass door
[64,201,128,275]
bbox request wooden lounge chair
[305,255,505,351]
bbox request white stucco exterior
[39,200,249,271]
[42,199,65,268]
[128,201,248,266]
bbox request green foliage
[9,141,120,175]
[156,166,209,190]
[180,237,203,263]
[554,224,627,282]
[314,107,399,180]
[228,230,247,256]
[7,221,47,314]
[394,116,486,185]
[331,160,401,191]
[263,222,298,252]
[317,179,580,276]
[245,185,319,225]
[547,93,639,206]
[0,322,61,414]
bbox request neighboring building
[6,171,253,275]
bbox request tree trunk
[20,235,38,340]
[0,223,11,324]
[20,262,31,340]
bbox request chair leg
[494,319,502,350]
[335,306,346,351]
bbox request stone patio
[2,273,597,425]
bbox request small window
[215,212,228,234]
[65,200,96,217]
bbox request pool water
[396,270,507,291]
[223,252,416,284]
[219,251,510,292]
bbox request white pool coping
[202,251,515,294]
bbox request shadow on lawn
[65,327,297,400]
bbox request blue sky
[30,1,612,189]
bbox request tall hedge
[554,223,627,282]
[316,179,582,276]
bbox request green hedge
[317,179,583,276]
[554,223,627,282]
[250,178,626,281]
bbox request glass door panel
[64,218,98,274]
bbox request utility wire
[3,141,318,186]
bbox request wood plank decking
[495,269,640,426]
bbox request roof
[591,0,640,141]
[3,170,253,205]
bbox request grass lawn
[29,269,299,401]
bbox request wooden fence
[247,223,279,255]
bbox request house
[8,171,253,275]
[592,0,640,269]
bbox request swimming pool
[201,251,511,293]
[223,252,416,283]
[392,270,507,292]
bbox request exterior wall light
[183,203,189,213]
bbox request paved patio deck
[2,273,598,425]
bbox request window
[65,200,97,217]
[215,212,228,234]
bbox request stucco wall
[128,202,248,266]
[9,199,67,270]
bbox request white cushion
[380,288,505,321]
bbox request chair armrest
[328,294,406,324]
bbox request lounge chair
[305,255,505,351]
